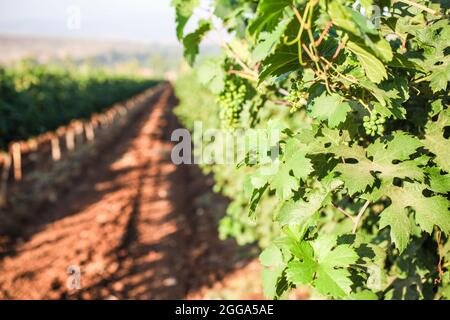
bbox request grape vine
[173,0,450,300]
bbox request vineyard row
[0,82,166,206]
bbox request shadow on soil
[0,86,253,299]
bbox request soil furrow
[0,85,240,300]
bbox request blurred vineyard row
[0,60,158,150]
[174,70,303,250]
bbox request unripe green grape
[286,79,308,112]
[218,77,247,129]
[362,111,387,137]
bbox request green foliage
[217,74,248,129]
[174,72,286,248]
[0,60,157,149]
[172,0,199,40]
[309,93,352,128]
[173,0,450,300]
[183,21,212,66]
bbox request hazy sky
[0,0,179,44]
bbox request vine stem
[358,99,372,114]
[291,4,310,66]
[333,203,356,223]
[315,19,333,47]
[319,56,358,84]
[302,43,318,62]
[306,1,319,59]
[352,200,371,234]
[228,69,257,82]
[224,44,257,78]
[211,21,258,80]
[285,5,306,46]
[278,88,290,96]
[414,75,431,83]
[272,99,293,107]
[332,42,344,60]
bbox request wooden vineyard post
[107,113,114,126]
[118,106,127,126]
[118,106,127,116]
[85,123,95,142]
[74,122,83,145]
[100,116,108,129]
[29,139,38,152]
[51,136,61,161]
[66,128,75,151]
[11,143,22,181]
[0,154,11,207]
[98,117,104,129]
[74,122,83,135]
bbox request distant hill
[0,34,182,64]
[0,34,220,79]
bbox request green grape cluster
[286,79,307,113]
[363,113,386,136]
[217,77,247,129]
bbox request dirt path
[0,85,244,300]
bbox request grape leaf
[262,268,284,299]
[313,243,358,298]
[349,290,378,300]
[258,46,299,83]
[309,93,352,128]
[334,161,375,195]
[371,182,450,252]
[277,179,342,225]
[286,242,316,285]
[182,21,211,66]
[287,238,358,298]
[347,41,387,83]
[334,132,423,194]
[248,0,291,37]
[252,138,313,201]
[172,0,199,40]
[252,13,293,62]
[422,110,450,171]
[328,1,392,62]
[414,20,450,92]
[213,0,235,20]
[270,139,313,199]
[426,168,450,194]
[259,242,290,299]
[429,63,450,93]
[197,58,226,93]
[260,244,283,267]
[328,1,364,37]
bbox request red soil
[0,85,252,300]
